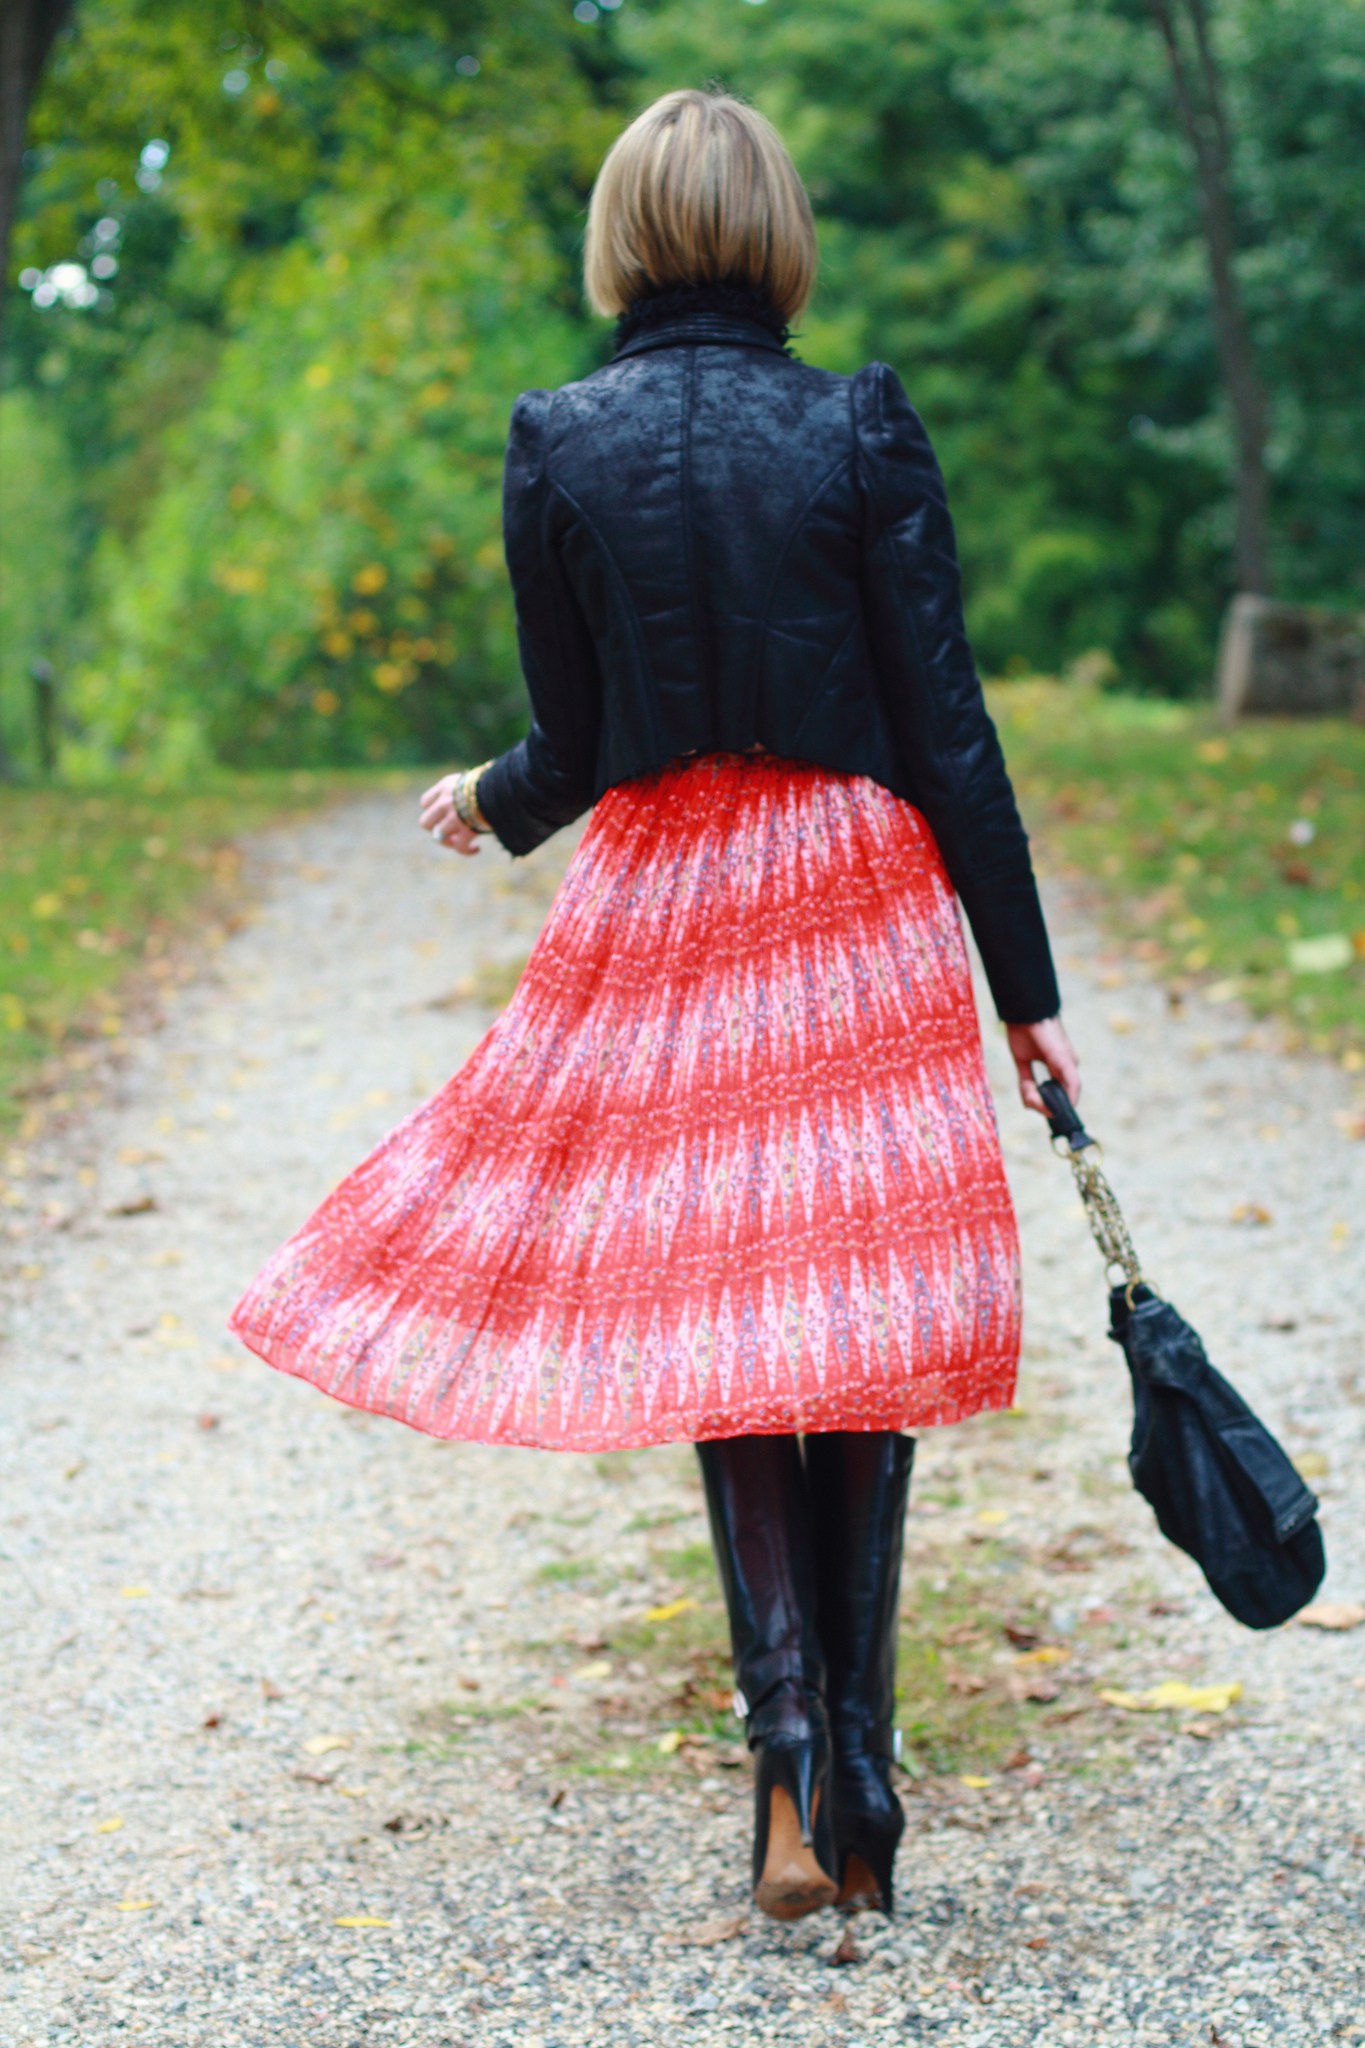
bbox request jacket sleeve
[852,362,1060,1025]
[475,389,603,857]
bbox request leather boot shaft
[695,1433,828,1745]
[806,1430,914,1911]
[806,1431,914,1754]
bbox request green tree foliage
[82,203,583,770]
[6,0,625,773]
[625,0,1365,687]
[0,388,79,769]
[5,0,1365,775]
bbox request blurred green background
[8,0,1365,780]
[3,0,1365,1116]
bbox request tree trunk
[0,0,76,324]
[1148,0,1271,597]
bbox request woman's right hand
[1005,1016,1080,1117]
[420,773,481,857]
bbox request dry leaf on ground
[1003,1623,1041,1649]
[303,1734,351,1756]
[1297,1602,1365,1631]
[672,1915,747,1948]
[1008,1669,1062,1705]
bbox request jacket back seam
[541,475,665,764]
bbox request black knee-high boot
[805,1430,915,1912]
[695,1435,838,1920]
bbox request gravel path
[3,787,1363,2048]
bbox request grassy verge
[0,769,410,1136]
[990,679,1365,1057]
[429,1515,1185,1787]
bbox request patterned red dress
[230,754,1020,1449]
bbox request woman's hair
[584,89,817,323]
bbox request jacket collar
[612,309,791,362]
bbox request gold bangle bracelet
[452,762,493,834]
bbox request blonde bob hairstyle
[584,90,817,323]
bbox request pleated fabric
[230,754,1021,1449]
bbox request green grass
[991,680,1365,1056]
[535,1558,597,1585]
[0,769,411,1135]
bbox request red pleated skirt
[230,755,1021,1449]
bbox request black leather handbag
[1039,1079,1325,1630]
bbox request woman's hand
[419,773,481,857]
[1006,1016,1080,1117]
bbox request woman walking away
[231,89,1079,1924]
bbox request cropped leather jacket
[477,297,1059,1024]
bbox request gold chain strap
[1058,1136,1143,1291]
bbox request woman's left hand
[1006,1016,1080,1116]
[420,773,481,857]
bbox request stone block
[1216,594,1365,721]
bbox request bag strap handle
[1037,1075,1146,1295]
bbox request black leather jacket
[478,301,1059,1024]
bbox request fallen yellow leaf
[657,1729,683,1755]
[976,1509,1008,1526]
[1298,1601,1365,1631]
[1099,1681,1242,1714]
[1015,1646,1070,1667]
[1292,1451,1329,1480]
[645,1596,698,1623]
[119,1586,150,1599]
[1146,1681,1242,1713]
[334,1915,391,1929]
[94,1816,124,1835]
[336,1784,367,1798]
[303,1734,351,1756]
[116,1900,155,1912]
[575,1659,612,1683]
[959,1775,992,1789]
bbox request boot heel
[835,1805,905,1914]
[752,1742,838,1921]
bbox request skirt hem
[231,1318,1018,1452]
